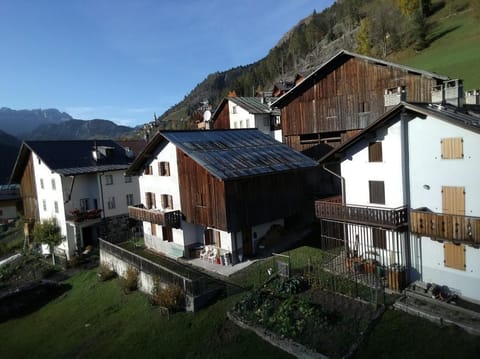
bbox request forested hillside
[153,0,480,133]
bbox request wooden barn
[126,129,317,263]
[272,50,450,156]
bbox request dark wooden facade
[279,56,444,153]
[212,101,230,130]
[19,153,38,221]
[177,148,309,233]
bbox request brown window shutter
[441,137,463,159]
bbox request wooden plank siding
[177,148,228,230]
[212,102,231,129]
[224,171,309,232]
[281,57,442,152]
[19,153,38,221]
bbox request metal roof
[228,97,272,114]
[132,129,317,180]
[10,140,132,183]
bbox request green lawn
[2,245,480,358]
[394,4,480,90]
[0,270,291,359]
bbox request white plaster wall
[32,152,69,255]
[274,129,283,143]
[229,102,256,130]
[409,114,480,215]
[100,170,140,218]
[408,114,480,301]
[63,174,100,215]
[419,237,480,301]
[341,120,405,208]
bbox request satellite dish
[203,110,212,122]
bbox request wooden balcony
[410,210,480,244]
[315,201,408,229]
[128,206,181,228]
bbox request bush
[98,265,116,282]
[120,266,139,293]
[274,276,310,295]
[152,284,185,312]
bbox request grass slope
[0,270,291,359]
[394,5,480,89]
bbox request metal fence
[99,238,219,297]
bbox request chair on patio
[207,247,217,264]
[199,245,210,261]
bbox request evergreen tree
[356,18,372,55]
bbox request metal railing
[315,201,408,229]
[100,239,216,296]
[410,210,480,244]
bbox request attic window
[368,142,383,162]
[158,162,170,176]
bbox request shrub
[152,283,185,312]
[120,266,139,293]
[98,264,116,282]
[274,276,309,295]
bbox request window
[263,118,270,127]
[54,201,59,213]
[232,105,237,114]
[145,192,156,209]
[368,142,383,162]
[124,175,132,183]
[42,200,47,211]
[51,179,56,190]
[369,181,385,205]
[105,174,113,185]
[444,243,466,271]
[162,226,173,242]
[40,179,44,189]
[372,228,387,249]
[38,156,42,165]
[158,162,170,176]
[359,102,370,112]
[126,194,134,206]
[151,222,157,236]
[80,198,89,212]
[233,121,238,129]
[107,197,116,209]
[144,166,153,175]
[239,120,244,128]
[245,119,250,128]
[441,137,463,159]
[442,186,465,215]
[161,194,173,209]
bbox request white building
[10,140,141,259]
[211,97,282,142]
[316,102,480,301]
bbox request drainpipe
[400,109,412,283]
[321,165,346,205]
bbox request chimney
[466,89,480,105]
[92,141,99,161]
[384,86,406,109]
[444,79,464,107]
[431,84,444,104]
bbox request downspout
[321,164,346,205]
[400,109,413,283]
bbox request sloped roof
[212,96,277,124]
[320,102,480,165]
[272,49,450,108]
[127,129,317,180]
[10,140,133,183]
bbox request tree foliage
[356,18,372,55]
[33,218,62,265]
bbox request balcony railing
[68,208,102,223]
[128,206,181,228]
[315,201,408,229]
[410,210,480,244]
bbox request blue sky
[0,0,334,127]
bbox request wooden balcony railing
[68,208,102,223]
[410,210,480,244]
[128,206,181,228]
[315,201,408,229]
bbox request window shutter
[442,186,465,215]
[441,137,463,159]
[444,243,466,271]
[368,142,383,162]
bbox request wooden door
[162,226,173,242]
